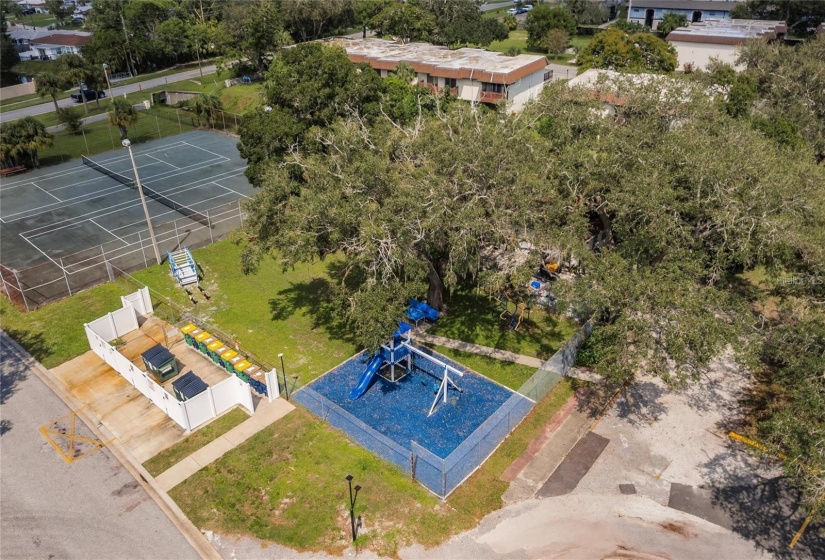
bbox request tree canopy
[234,35,825,522]
[577,29,677,73]
[525,5,577,51]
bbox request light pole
[122,139,161,265]
[345,475,361,542]
[102,63,114,101]
[279,353,290,400]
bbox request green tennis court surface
[0,130,253,271]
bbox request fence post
[221,111,226,131]
[237,199,243,226]
[0,269,9,298]
[59,257,73,296]
[173,219,180,250]
[176,108,182,133]
[207,210,214,243]
[81,128,90,154]
[206,387,217,416]
[101,245,114,281]
[11,270,29,312]
[107,125,116,150]
[234,113,238,130]
[156,115,162,138]
[137,231,148,268]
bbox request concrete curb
[1,332,221,560]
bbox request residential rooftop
[31,33,92,47]
[326,37,548,85]
[631,0,745,10]
[666,19,787,44]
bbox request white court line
[21,186,244,268]
[0,141,190,192]
[211,181,252,199]
[18,232,64,270]
[182,141,231,161]
[21,168,248,238]
[145,153,180,169]
[3,157,232,222]
[31,182,62,202]
[89,219,129,246]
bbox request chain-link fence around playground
[0,198,245,312]
[293,320,592,499]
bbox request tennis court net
[82,155,212,228]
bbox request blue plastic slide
[348,355,385,400]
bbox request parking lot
[0,333,199,559]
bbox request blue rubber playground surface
[300,346,523,458]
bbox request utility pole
[120,13,137,77]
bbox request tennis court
[0,131,254,309]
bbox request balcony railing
[479,91,506,103]
[417,82,459,96]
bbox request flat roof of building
[666,19,786,45]
[326,37,548,85]
[631,0,742,11]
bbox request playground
[304,346,521,458]
[295,320,536,497]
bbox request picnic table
[0,165,26,177]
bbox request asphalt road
[0,65,217,123]
[0,333,200,560]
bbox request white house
[31,32,92,60]
[666,19,786,71]
[15,0,48,14]
[327,38,552,112]
[628,0,745,30]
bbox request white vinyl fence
[85,290,254,432]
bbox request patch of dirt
[658,520,696,538]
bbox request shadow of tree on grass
[267,261,359,348]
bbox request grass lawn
[170,379,574,556]
[219,83,262,114]
[488,30,541,54]
[488,30,590,65]
[129,241,360,387]
[0,278,138,368]
[426,344,538,391]
[143,408,250,476]
[429,290,578,360]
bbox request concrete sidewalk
[155,397,295,491]
[413,332,544,368]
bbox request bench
[0,166,27,177]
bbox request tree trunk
[118,124,128,139]
[426,259,445,311]
[32,150,39,169]
[51,95,59,114]
[78,81,89,114]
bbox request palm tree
[193,93,222,129]
[108,98,139,139]
[35,71,64,114]
[84,66,108,108]
[58,53,92,114]
[659,13,688,36]
[15,117,53,169]
[0,123,25,168]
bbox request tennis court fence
[0,198,245,312]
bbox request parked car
[71,90,106,102]
[22,8,35,15]
[507,8,518,15]
[523,4,533,10]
